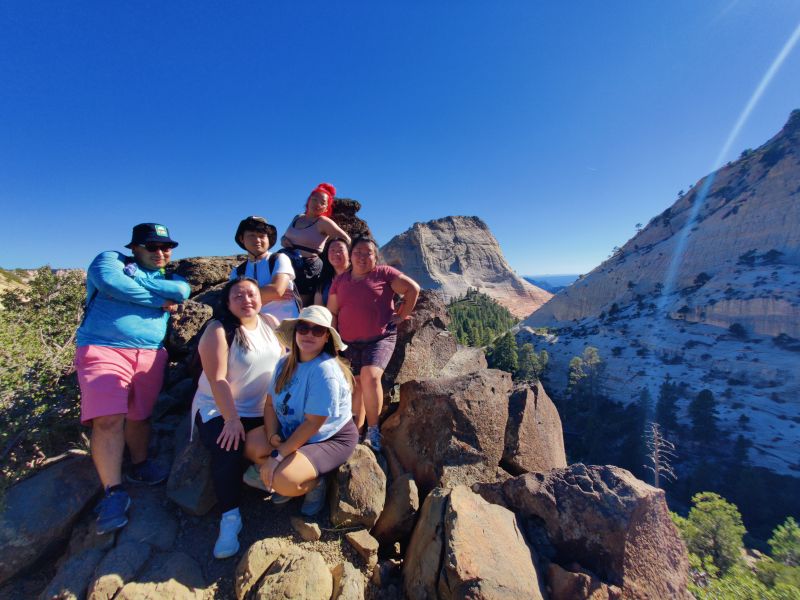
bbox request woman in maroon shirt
[327,236,420,451]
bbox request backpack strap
[268,252,303,313]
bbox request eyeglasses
[139,244,174,253]
[295,321,328,337]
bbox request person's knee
[360,368,382,385]
[93,414,125,434]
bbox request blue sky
[2,1,799,275]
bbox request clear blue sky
[2,1,799,275]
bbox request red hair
[309,183,336,217]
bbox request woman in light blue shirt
[259,305,358,516]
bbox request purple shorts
[75,345,167,424]
[297,419,358,476]
[342,331,397,375]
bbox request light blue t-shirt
[269,353,352,443]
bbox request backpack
[235,253,303,312]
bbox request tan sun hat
[276,305,347,352]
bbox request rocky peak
[381,215,552,319]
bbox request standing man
[75,223,191,534]
[231,216,299,322]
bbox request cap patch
[155,225,169,237]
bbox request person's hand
[260,458,279,492]
[269,433,283,449]
[162,300,180,313]
[216,417,246,451]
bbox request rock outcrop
[475,464,692,600]
[523,110,800,475]
[381,216,552,318]
[381,369,513,496]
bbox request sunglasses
[295,321,328,337]
[139,243,174,253]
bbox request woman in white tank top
[190,277,283,559]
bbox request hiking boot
[95,488,131,535]
[300,478,327,517]
[125,459,169,486]
[271,492,292,505]
[242,464,268,492]
[213,510,242,559]
[364,426,382,452]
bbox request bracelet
[270,449,284,463]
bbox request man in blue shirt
[75,223,191,535]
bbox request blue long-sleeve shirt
[76,251,191,349]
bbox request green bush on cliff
[447,289,517,346]
[0,267,85,495]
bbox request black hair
[213,277,261,350]
[317,237,351,293]
[349,235,382,262]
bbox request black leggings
[195,414,264,513]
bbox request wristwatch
[270,449,284,463]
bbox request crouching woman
[260,305,357,516]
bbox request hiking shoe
[271,492,292,505]
[95,488,131,535]
[125,459,169,486]
[300,478,327,517]
[364,426,382,452]
[213,511,242,559]
[242,464,268,492]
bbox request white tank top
[191,316,283,427]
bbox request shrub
[0,267,86,497]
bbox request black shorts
[297,419,358,476]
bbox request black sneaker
[96,489,131,535]
[125,459,169,485]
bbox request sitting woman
[328,236,420,452]
[313,238,351,307]
[191,277,283,559]
[281,183,351,306]
[259,305,358,516]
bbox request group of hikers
[75,183,420,559]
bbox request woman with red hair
[281,183,351,306]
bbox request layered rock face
[381,215,552,319]
[523,110,800,475]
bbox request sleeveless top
[191,316,283,432]
[283,215,327,255]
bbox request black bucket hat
[125,223,179,249]
[235,216,278,251]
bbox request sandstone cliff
[522,110,800,476]
[381,216,552,319]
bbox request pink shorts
[75,345,168,425]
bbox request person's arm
[390,273,421,324]
[88,252,165,308]
[327,292,340,330]
[132,271,192,302]
[198,322,245,450]
[263,393,282,448]
[313,288,323,306]
[317,217,351,246]
[260,272,291,305]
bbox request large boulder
[403,488,450,600]
[166,300,212,356]
[382,369,512,495]
[166,416,216,515]
[371,473,419,548]
[329,445,386,529]
[116,552,205,600]
[39,547,105,600]
[547,563,621,600]
[168,255,242,294]
[235,539,332,600]
[0,454,101,585]
[331,562,365,600]
[87,541,152,600]
[404,486,544,600]
[502,381,567,475]
[383,290,458,386]
[487,464,691,600]
[332,198,371,240]
[117,487,178,551]
[439,345,488,378]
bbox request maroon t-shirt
[330,265,400,341]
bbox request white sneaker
[301,477,327,517]
[242,464,268,492]
[213,511,242,559]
